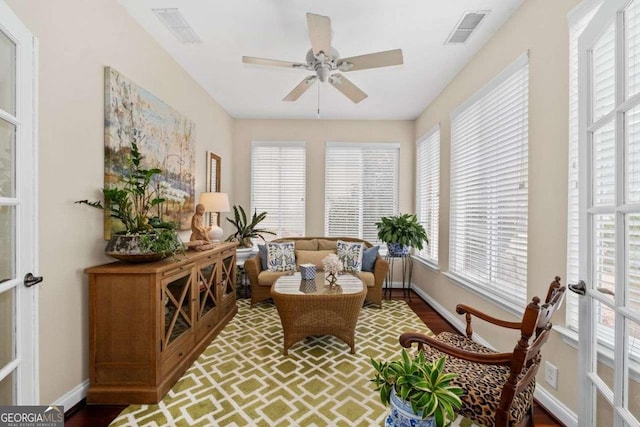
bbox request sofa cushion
[337,240,364,272]
[361,246,380,272]
[357,271,375,288]
[318,239,338,250]
[266,242,296,272]
[294,239,318,251]
[295,249,336,270]
[257,270,287,286]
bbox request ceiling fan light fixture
[316,64,330,82]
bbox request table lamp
[199,192,230,243]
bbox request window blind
[324,142,399,244]
[449,53,529,310]
[566,0,603,330]
[251,142,306,238]
[416,126,440,263]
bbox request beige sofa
[244,236,389,308]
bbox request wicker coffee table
[271,272,366,355]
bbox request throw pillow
[361,246,380,272]
[266,242,296,272]
[336,240,364,273]
[258,244,268,270]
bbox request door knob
[24,273,43,288]
[568,280,586,296]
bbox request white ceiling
[119,0,524,120]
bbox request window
[416,126,440,264]
[449,53,529,311]
[324,142,399,244]
[566,0,602,331]
[251,142,306,237]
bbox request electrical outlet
[544,361,558,389]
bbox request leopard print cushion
[417,332,535,427]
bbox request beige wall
[413,0,580,412]
[6,0,234,404]
[232,119,415,236]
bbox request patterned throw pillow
[336,240,364,273]
[266,242,296,272]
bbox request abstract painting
[104,67,195,236]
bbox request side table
[384,253,413,300]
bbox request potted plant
[375,213,428,257]
[76,141,182,262]
[225,205,275,249]
[371,349,463,427]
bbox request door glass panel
[0,30,15,116]
[0,289,14,368]
[593,121,616,206]
[594,214,616,304]
[593,23,616,122]
[222,256,235,297]
[164,273,192,345]
[627,0,640,99]
[596,300,617,350]
[627,107,640,203]
[198,263,216,318]
[0,206,15,283]
[626,319,640,422]
[597,392,614,427]
[0,370,14,405]
[628,214,640,313]
[0,119,15,198]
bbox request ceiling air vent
[152,8,201,44]
[446,11,489,44]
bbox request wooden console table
[85,242,237,404]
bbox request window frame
[250,141,306,238]
[415,125,440,267]
[324,141,400,245]
[447,52,530,316]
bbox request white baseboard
[534,384,577,427]
[410,284,578,427]
[54,379,88,413]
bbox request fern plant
[371,349,463,427]
[225,205,275,248]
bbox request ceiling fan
[242,13,403,104]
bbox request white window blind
[324,142,399,244]
[566,0,602,331]
[416,126,440,263]
[449,53,529,310]
[251,141,306,237]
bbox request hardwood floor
[65,290,564,426]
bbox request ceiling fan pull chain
[317,82,321,118]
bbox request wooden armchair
[400,277,566,427]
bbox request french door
[0,1,38,404]
[578,0,640,425]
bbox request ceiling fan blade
[338,49,404,72]
[329,74,368,104]
[283,76,318,101]
[243,56,307,69]
[306,13,331,55]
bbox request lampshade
[199,192,230,213]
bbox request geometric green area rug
[110,299,480,427]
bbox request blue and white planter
[387,243,410,257]
[385,389,435,427]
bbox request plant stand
[384,253,413,301]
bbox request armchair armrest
[456,304,522,339]
[399,332,512,365]
[244,255,261,287]
[372,255,389,288]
